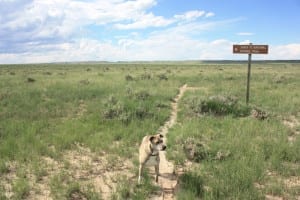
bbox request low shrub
[125,75,134,81]
[102,95,153,124]
[157,73,168,80]
[27,77,36,83]
[79,79,90,85]
[190,95,251,117]
[182,137,231,162]
[135,106,153,119]
[140,73,152,80]
[102,102,124,120]
[44,72,52,75]
[183,137,210,162]
[102,96,126,121]
[135,90,150,101]
[251,107,268,120]
[273,75,287,84]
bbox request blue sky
[0,0,299,63]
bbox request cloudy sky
[0,0,299,63]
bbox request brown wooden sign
[232,43,269,104]
[233,44,268,54]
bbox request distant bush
[134,90,150,101]
[135,106,153,119]
[43,72,52,75]
[125,75,134,81]
[79,79,90,85]
[27,77,36,83]
[190,95,251,117]
[125,86,134,97]
[140,73,152,80]
[155,101,169,109]
[102,95,153,124]
[102,101,124,120]
[157,73,168,80]
[273,75,287,84]
[125,88,151,101]
[102,96,124,119]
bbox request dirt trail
[150,84,199,200]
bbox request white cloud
[0,0,163,54]
[237,32,254,36]
[238,40,252,44]
[115,9,216,30]
[0,39,124,63]
[174,10,206,21]
[114,12,174,29]
[0,16,240,63]
[270,44,300,59]
[0,0,162,37]
[205,12,215,18]
[1,36,299,64]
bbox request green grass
[111,174,159,200]
[0,62,299,199]
[166,63,300,199]
[12,177,30,199]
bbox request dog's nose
[162,145,167,151]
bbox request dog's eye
[156,141,162,144]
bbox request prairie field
[0,62,299,199]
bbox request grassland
[0,62,299,199]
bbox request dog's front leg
[155,164,159,183]
[138,164,143,184]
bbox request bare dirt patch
[76,100,88,118]
[63,145,134,199]
[259,169,300,200]
[1,144,135,200]
[1,162,17,199]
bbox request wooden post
[246,52,252,105]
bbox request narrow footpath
[149,84,189,200]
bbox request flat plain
[0,62,299,199]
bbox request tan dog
[138,133,166,184]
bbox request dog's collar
[150,144,159,156]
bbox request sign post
[233,44,268,104]
[246,52,252,104]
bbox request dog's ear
[149,136,156,143]
[159,134,164,138]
